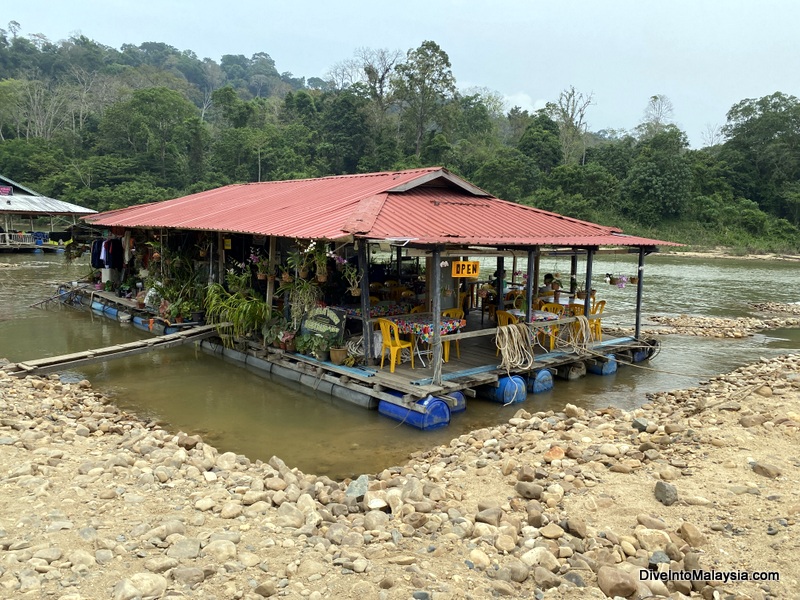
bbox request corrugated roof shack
[0,174,96,249]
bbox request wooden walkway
[2,324,222,376]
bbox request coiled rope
[495,323,537,372]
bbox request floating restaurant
[62,167,677,429]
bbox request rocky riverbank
[609,302,800,338]
[1,354,798,599]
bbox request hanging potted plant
[342,262,363,296]
[313,242,329,282]
[287,245,313,279]
[629,274,639,285]
[276,274,322,330]
[249,248,271,281]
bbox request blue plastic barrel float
[527,369,554,394]
[587,354,617,376]
[631,338,660,362]
[378,394,451,430]
[477,375,527,404]
[91,300,118,320]
[440,390,466,413]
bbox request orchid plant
[249,248,270,274]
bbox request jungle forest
[1,23,799,252]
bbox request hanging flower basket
[349,287,361,297]
[256,273,267,281]
[630,276,639,285]
[609,276,619,285]
[317,272,328,283]
[281,272,293,283]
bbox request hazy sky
[7,0,799,147]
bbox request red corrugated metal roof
[84,167,679,248]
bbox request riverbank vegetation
[1,23,799,253]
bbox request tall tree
[636,94,675,140]
[392,40,456,156]
[545,86,593,165]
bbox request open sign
[451,261,480,278]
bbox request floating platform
[29,284,660,430]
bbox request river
[1,251,798,479]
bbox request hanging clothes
[90,239,104,269]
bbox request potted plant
[169,300,184,323]
[287,243,313,279]
[313,242,329,282]
[249,248,271,280]
[196,238,211,259]
[328,331,348,365]
[314,333,331,362]
[135,290,147,309]
[342,262,363,296]
[276,276,322,330]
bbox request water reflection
[1,252,799,479]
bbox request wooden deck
[258,309,650,412]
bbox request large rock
[597,566,637,598]
[276,502,305,528]
[654,481,678,506]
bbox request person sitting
[539,273,554,294]
[490,270,508,296]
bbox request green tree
[392,40,456,156]
[98,87,200,186]
[472,147,539,201]
[517,112,562,174]
[619,126,692,225]
[545,85,593,165]
[720,92,800,218]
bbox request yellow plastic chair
[377,318,414,373]
[569,304,586,342]
[590,300,606,340]
[410,305,426,314]
[458,291,468,311]
[494,310,518,355]
[384,280,399,288]
[390,286,409,301]
[369,295,380,305]
[441,308,464,362]
[540,303,565,351]
[369,282,383,292]
[401,290,415,300]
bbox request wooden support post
[358,241,373,363]
[525,248,536,323]
[570,253,578,293]
[265,235,277,311]
[635,247,645,339]
[496,256,505,311]
[431,246,443,385]
[583,247,595,316]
